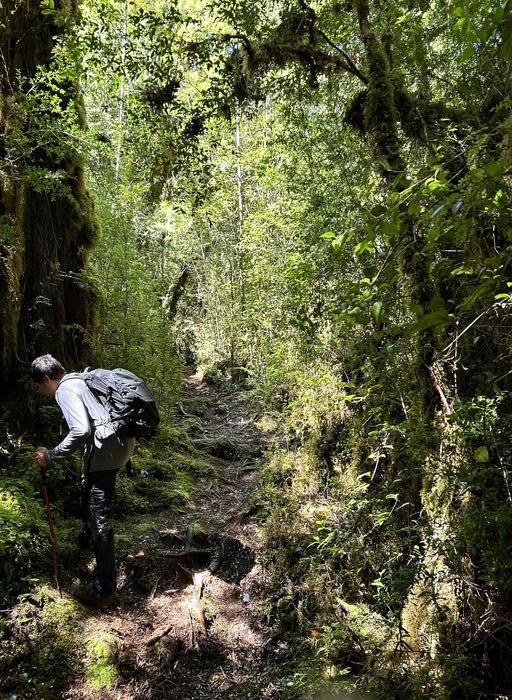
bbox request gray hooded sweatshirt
[47,373,135,472]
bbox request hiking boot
[70,582,116,609]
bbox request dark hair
[30,354,66,383]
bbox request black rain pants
[83,468,119,595]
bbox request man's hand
[34,447,49,469]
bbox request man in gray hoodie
[31,354,135,608]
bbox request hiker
[31,353,135,608]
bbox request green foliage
[0,426,86,602]
[0,477,48,601]
[2,0,508,695]
[88,169,183,418]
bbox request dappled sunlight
[1,0,511,696]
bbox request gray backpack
[80,367,160,439]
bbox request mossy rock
[115,474,192,514]
[115,437,214,515]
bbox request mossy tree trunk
[353,0,437,411]
[0,0,99,392]
[352,0,470,666]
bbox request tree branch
[316,28,367,84]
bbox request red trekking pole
[40,467,62,596]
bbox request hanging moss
[344,88,369,134]
[345,86,463,147]
[143,78,181,109]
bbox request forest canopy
[1,0,511,697]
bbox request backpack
[80,367,160,439]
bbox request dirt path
[65,369,281,700]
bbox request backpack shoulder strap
[57,371,85,388]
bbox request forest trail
[65,369,280,700]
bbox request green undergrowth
[271,652,360,699]
[0,430,84,602]
[0,410,214,605]
[0,583,121,697]
[115,422,215,514]
[253,358,512,699]
[0,585,87,699]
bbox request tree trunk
[115,0,128,181]
[353,0,437,410]
[166,265,190,320]
[0,0,99,391]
